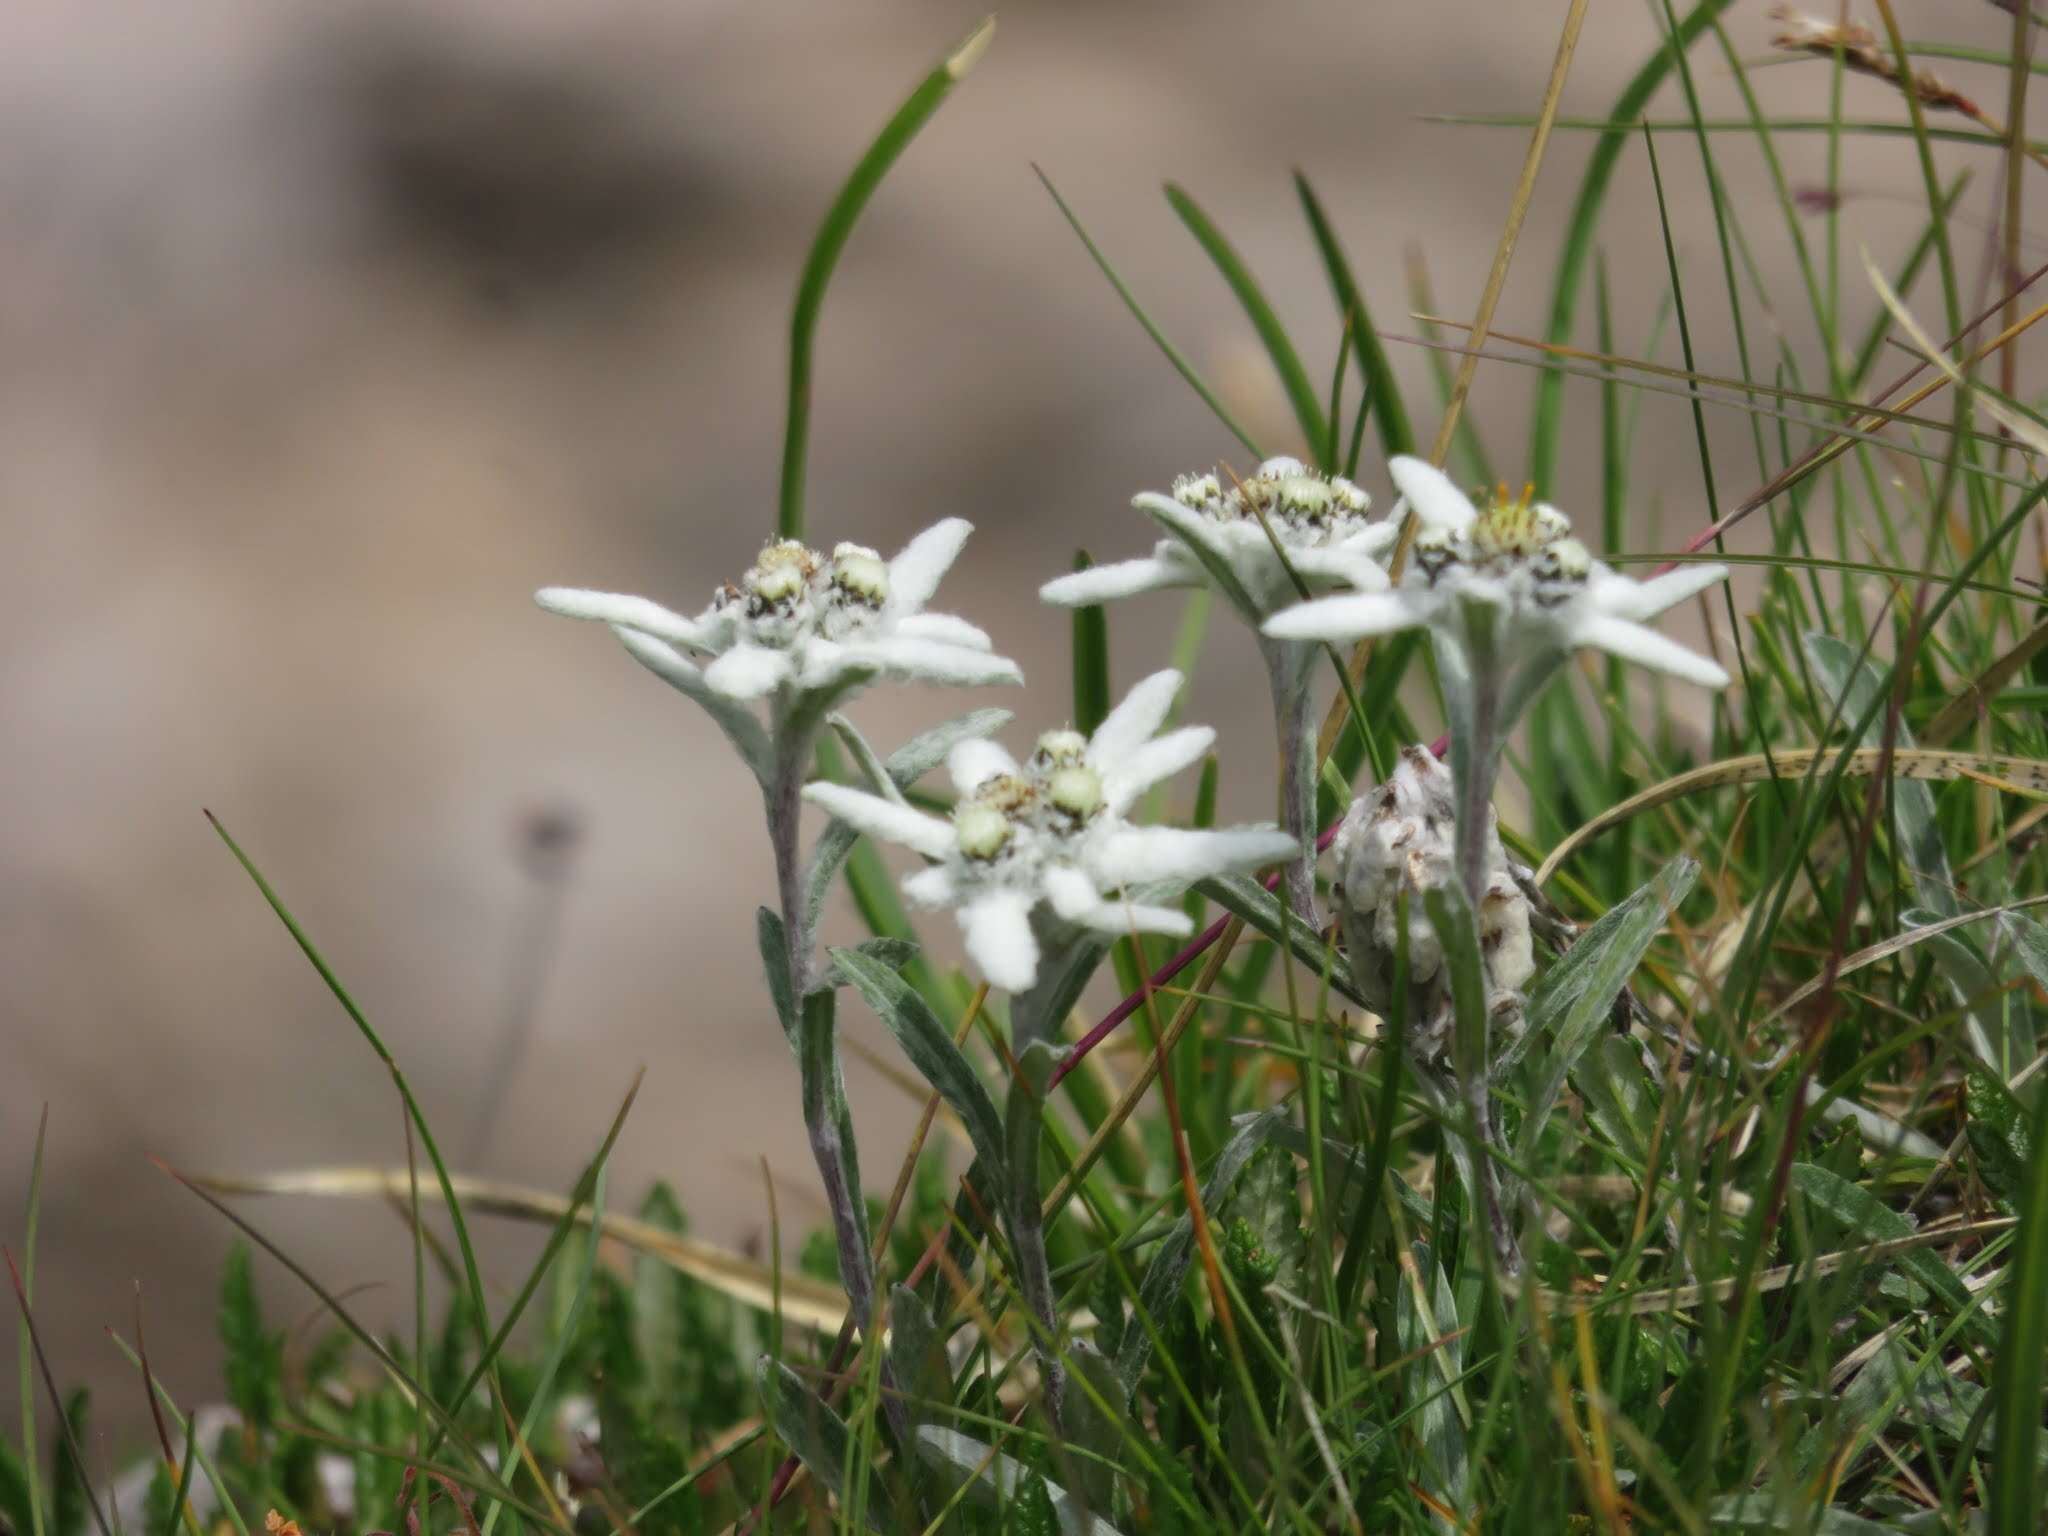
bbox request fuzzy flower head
[537,520,1020,779]
[1264,456,1731,699]
[804,670,1296,990]
[1332,745,1534,1063]
[1041,456,1394,625]
[540,520,1016,703]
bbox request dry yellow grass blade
[1866,249,2048,460]
[1533,747,2048,888]
[1521,1216,2015,1317]
[1760,892,2048,1028]
[1923,617,2048,745]
[1315,0,1589,764]
[1642,622,2048,1008]
[190,1166,848,1333]
[1408,311,1997,442]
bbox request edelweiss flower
[804,670,1296,990]
[537,519,1019,726]
[1039,456,1393,621]
[1263,456,1731,695]
[1332,745,1533,1064]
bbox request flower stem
[767,732,815,997]
[1263,639,1321,931]
[765,723,901,1436]
[1442,629,1520,1279]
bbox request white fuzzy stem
[1263,639,1322,931]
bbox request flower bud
[955,803,1013,861]
[1333,745,1535,1064]
[1046,764,1104,820]
[829,543,890,607]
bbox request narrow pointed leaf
[780,18,994,538]
[1165,184,1329,457]
[831,945,1006,1191]
[1509,856,1698,1149]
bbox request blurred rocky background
[0,0,2028,1449]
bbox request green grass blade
[16,1106,47,1536]
[1165,182,1329,458]
[778,17,993,540]
[1528,0,1737,493]
[1989,1074,2048,1533]
[203,812,512,1449]
[832,946,1008,1187]
[479,1164,609,1536]
[1035,166,1262,460]
[100,1337,251,1536]
[1069,552,1111,736]
[4,1257,107,1536]
[151,1160,548,1525]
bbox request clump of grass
[13,6,2048,1533]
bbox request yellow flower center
[1469,481,1555,561]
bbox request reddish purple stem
[1051,809,1359,1087]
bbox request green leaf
[779,18,993,539]
[1709,1493,1903,1533]
[1966,1065,2034,1206]
[757,1357,859,1509]
[1509,856,1698,1148]
[219,1241,280,1433]
[887,1284,950,1429]
[0,1436,38,1536]
[1394,1243,1468,1509]
[757,906,796,1043]
[911,1427,1131,1536]
[1915,916,2012,1074]
[1223,1146,1305,1299]
[1070,552,1111,738]
[1787,1164,1983,1338]
[1005,1040,1065,1409]
[1058,1341,1128,1516]
[1116,1108,1287,1394]
[1804,633,1955,917]
[1999,909,2048,1006]
[832,945,1006,1193]
[1010,1470,1061,1536]
[1576,1034,1656,1164]
[49,1391,87,1536]
[1194,875,1363,1005]
[1164,185,1328,458]
[826,936,920,986]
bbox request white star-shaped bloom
[1039,457,1394,622]
[1263,456,1731,694]
[803,670,1296,991]
[538,521,1020,763]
